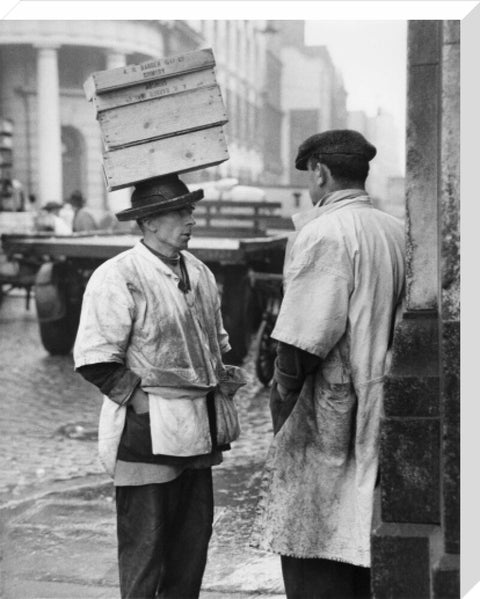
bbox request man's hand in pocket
[130,388,149,414]
[269,381,299,435]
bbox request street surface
[0,293,285,598]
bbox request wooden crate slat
[193,226,266,238]
[194,214,293,231]
[195,213,270,222]
[103,126,229,191]
[91,68,217,114]
[99,85,227,150]
[199,200,282,210]
[84,48,215,98]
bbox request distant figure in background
[25,193,38,212]
[35,201,73,235]
[67,190,97,232]
[59,199,74,230]
[0,178,24,212]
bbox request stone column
[404,23,441,312]
[36,44,62,206]
[436,20,460,594]
[104,49,132,215]
[371,21,460,598]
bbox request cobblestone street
[0,294,104,501]
[0,292,275,495]
[0,292,284,597]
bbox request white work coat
[74,241,231,473]
[251,190,405,567]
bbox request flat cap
[295,129,377,170]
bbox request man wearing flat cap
[73,173,243,599]
[251,130,405,598]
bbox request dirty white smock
[74,241,231,478]
[250,190,405,567]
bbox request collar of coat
[292,189,371,231]
[134,240,201,292]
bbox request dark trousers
[116,468,214,599]
[281,556,371,599]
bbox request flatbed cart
[2,229,288,367]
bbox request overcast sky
[305,20,407,165]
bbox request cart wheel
[39,317,76,355]
[255,317,277,386]
[35,263,83,355]
[222,271,253,365]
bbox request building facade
[257,20,349,215]
[349,108,405,218]
[185,20,282,186]
[278,21,348,189]
[0,20,357,220]
[0,20,202,214]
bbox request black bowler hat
[115,174,204,221]
[295,129,377,171]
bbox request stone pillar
[36,44,62,206]
[104,49,132,215]
[435,20,460,596]
[380,21,442,527]
[404,22,441,312]
[371,21,459,598]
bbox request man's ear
[310,161,321,186]
[142,216,157,233]
[317,163,331,186]
[312,162,327,186]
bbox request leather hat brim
[115,189,204,221]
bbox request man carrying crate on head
[74,173,245,599]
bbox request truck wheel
[255,317,276,386]
[35,263,83,355]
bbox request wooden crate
[103,126,229,191]
[84,48,215,98]
[99,85,227,150]
[90,67,217,115]
[85,48,230,189]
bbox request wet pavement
[0,293,285,598]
